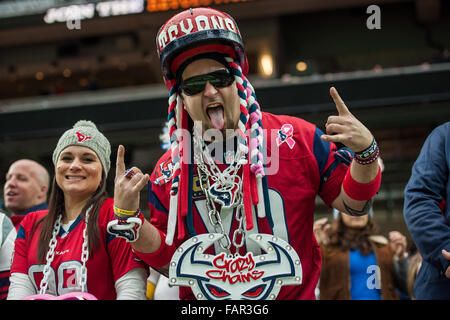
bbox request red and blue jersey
[11,198,145,300]
[9,202,48,231]
[139,112,351,300]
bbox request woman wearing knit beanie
[8,120,147,300]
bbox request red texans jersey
[138,112,351,300]
[11,198,146,299]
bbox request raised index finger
[330,87,350,116]
[115,145,126,177]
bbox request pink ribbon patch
[276,124,295,149]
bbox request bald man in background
[2,159,50,229]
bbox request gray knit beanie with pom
[52,120,111,175]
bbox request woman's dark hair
[36,172,107,263]
[327,214,380,255]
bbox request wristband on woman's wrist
[114,206,141,219]
[115,208,145,225]
[354,138,379,165]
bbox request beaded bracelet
[354,138,379,165]
[355,148,379,165]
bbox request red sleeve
[311,126,352,207]
[319,163,348,207]
[100,199,148,281]
[133,229,176,268]
[317,143,352,207]
[10,226,28,275]
[10,211,46,275]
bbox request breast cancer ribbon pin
[276,124,295,149]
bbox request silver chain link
[79,209,90,292]
[39,214,62,294]
[193,135,247,254]
[39,207,91,295]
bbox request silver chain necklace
[39,206,91,295]
[193,134,246,253]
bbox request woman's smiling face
[55,145,102,198]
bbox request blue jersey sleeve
[404,122,450,273]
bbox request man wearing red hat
[111,7,381,300]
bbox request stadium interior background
[1,0,449,251]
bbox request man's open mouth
[206,103,225,131]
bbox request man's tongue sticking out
[207,105,225,131]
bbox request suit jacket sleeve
[404,122,450,274]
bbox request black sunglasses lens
[210,71,234,87]
[182,70,234,96]
[183,79,207,95]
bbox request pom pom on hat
[52,120,111,175]
[73,120,98,129]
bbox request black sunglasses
[180,69,235,96]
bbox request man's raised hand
[321,87,374,153]
[114,145,149,211]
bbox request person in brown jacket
[314,209,409,300]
